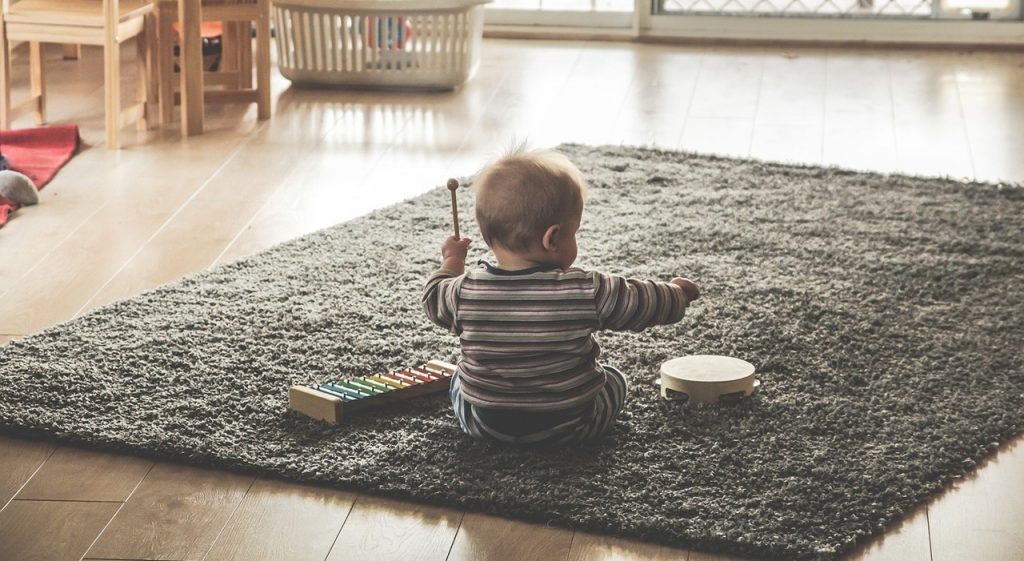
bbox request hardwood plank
[821,49,897,174]
[951,49,1024,96]
[888,50,973,180]
[0,131,261,334]
[460,42,582,149]
[83,103,396,308]
[822,111,898,174]
[0,149,117,301]
[615,81,694,149]
[0,500,121,561]
[958,88,1024,183]
[323,495,461,561]
[468,48,582,150]
[845,506,931,561]
[750,122,823,165]
[965,129,1024,184]
[83,145,327,309]
[612,45,700,148]
[208,154,415,261]
[687,551,746,561]
[204,478,356,561]
[86,462,253,561]
[680,117,754,158]
[581,495,930,561]
[534,44,638,147]
[755,48,826,127]
[688,49,765,121]
[0,334,23,346]
[446,512,573,561]
[16,446,152,502]
[824,49,893,116]
[928,435,1024,561]
[567,532,688,561]
[0,436,54,507]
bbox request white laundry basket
[273,0,490,89]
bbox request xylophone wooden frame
[289,360,456,424]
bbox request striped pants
[449,366,628,446]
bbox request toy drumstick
[447,178,460,240]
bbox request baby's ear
[541,224,561,252]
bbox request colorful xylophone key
[288,360,456,424]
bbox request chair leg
[105,39,121,149]
[0,20,11,129]
[239,22,252,89]
[221,21,238,87]
[255,0,271,120]
[137,15,154,131]
[62,43,81,60]
[146,14,158,119]
[178,0,205,136]
[157,2,175,125]
[29,41,44,124]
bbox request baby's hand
[442,235,471,264]
[671,277,701,302]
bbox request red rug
[0,124,79,229]
[0,193,15,226]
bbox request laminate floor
[1,38,1022,561]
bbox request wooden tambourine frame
[657,355,760,405]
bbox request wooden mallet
[447,178,461,240]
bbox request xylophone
[289,360,456,424]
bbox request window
[486,0,635,27]
[482,0,1024,41]
[655,0,1020,18]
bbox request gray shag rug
[1,144,1022,561]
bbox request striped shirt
[422,261,690,411]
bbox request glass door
[482,0,1023,42]
[653,0,1020,19]
[486,0,635,28]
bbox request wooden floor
[0,38,1022,561]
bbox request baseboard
[484,17,1024,50]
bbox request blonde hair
[473,146,586,252]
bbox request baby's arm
[594,272,700,332]
[422,235,472,332]
[670,277,701,302]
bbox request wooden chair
[155,0,270,133]
[0,0,157,149]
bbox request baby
[422,146,700,446]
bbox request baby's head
[473,146,586,269]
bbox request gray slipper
[0,170,38,206]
